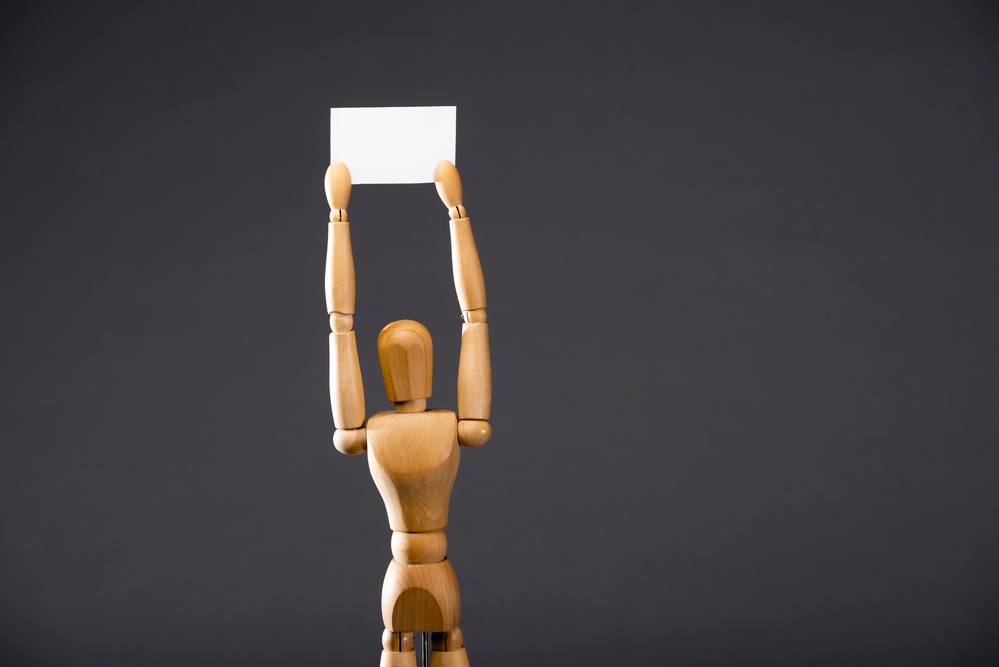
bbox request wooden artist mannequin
[324,159,491,667]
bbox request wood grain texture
[382,629,415,652]
[322,160,491,651]
[394,399,426,414]
[382,558,461,632]
[457,323,491,420]
[391,529,447,565]
[462,308,486,324]
[333,427,367,455]
[367,410,459,532]
[429,647,469,667]
[431,627,463,651]
[329,312,353,333]
[448,218,486,312]
[457,420,491,448]
[434,160,462,209]
[378,320,433,403]
[330,331,365,429]
[379,650,417,667]
[325,221,355,315]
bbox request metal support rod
[422,632,429,667]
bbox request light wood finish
[434,160,462,209]
[324,163,354,317]
[394,399,426,414]
[330,312,352,333]
[379,651,417,667]
[382,558,461,632]
[378,320,433,402]
[457,420,491,448]
[442,163,492,454]
[325,161,351,219]
[391,529,447,565]
[457,323,491,421]
[430,647,469,667]
[330,331,365,429]
[382,629,415,652]
[366,410,459,532]
[462,308,486,324]
[448,218,486,312]
[322,161,491,661]
[333,427,367,455]
[325,222,356,315]
[325,162,364,440]
[431,627,463,651]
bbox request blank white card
[329,106,456,184]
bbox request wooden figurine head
[378,320,433,402]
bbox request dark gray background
[2,1,997,665]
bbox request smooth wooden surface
[367,410,459,532]
[429,647,469,667]
[434,160,462,209]
[448,218,486,312]
[329,331,365,429]
[379,650,417,667]
[456,420,491,448]
[378,320,433,402]
[322,162,491,658]
[382,558,461,632]
[325,162,363,440]
[391,529,447,565]
[462,308,486,324]
[333,427,366,455]
[325,221,355,315]
[431,627,463,652]
[329,312,353,333]
[394,398,426,414]
[457,323,491,421]
[382,629,415,652]
[325,161,351,214]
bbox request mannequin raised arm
[435,160,492,447]
[325,162,367,455]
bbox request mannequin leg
[430,627,470,667]
[379,629,416,667]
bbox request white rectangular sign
[329,106,456,184]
